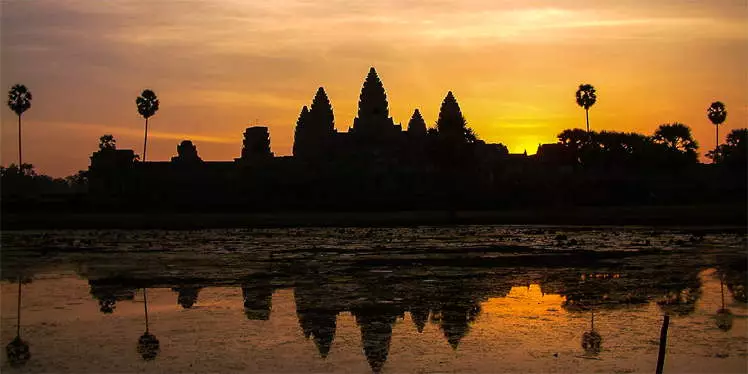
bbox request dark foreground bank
[2,204,745,230]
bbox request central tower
[351,67,398,141]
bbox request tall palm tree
[136,89,159,162]
[7,84,32,165]
[707,101,727,161]
[575,84,597,133]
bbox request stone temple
[87,67,519,210]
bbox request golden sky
[1,0,746,177]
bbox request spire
[436,91,467,141]
[407,109,426,136]
[297,106,309,128]
[309,87,334,132]
[292,106,309,157]
[357,67,389,120]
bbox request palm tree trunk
[18,114,22,166]
[585,109,590,133]
[143,288,150,333]
[17,280,22,337]
[715,125,719,162]
[143,118,149,162]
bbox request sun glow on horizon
[1,0,746,176]
[481,284,566,316]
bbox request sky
[1,0,746,177]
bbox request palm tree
[136,89,159,161]
[7,84,32,166]
[707,101,727,161]
[575,84,597,133]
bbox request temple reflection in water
[2,227,746,373]
[4,258,743,373]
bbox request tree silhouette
[557,128,590,165]
[136,89,159,162]
[708,128,746,167]
[707,101,727,161]
[99,134,116,150]
[653,123,698,164]
[7,84,32,166]
[575,84,596,133]
[558,129,590,150]
[407,109,426,136]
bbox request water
[1,226,746,373]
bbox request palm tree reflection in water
[6,279,31,367]
[581,310,602,356]
[137,288,160,361]
[715,276,734,332]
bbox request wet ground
[1,226,746,373]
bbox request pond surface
[1,226,746,373]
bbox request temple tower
[351,67,398,142]
[292,87,336,159]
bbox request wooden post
[656,315,670,374]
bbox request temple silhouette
[84,67,520,211]
[2,66,741,216]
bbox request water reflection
[354,306,399,373]
[295,283,338,358]
[2,243,747,372]
[581,312,602,355]
[243,283,273,320]
[172,286,202,309]
[89,280,136,314]
[5,279,30,367]
[137,289,160,361]
[409,307,429,333]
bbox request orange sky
[1,0,746,177]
